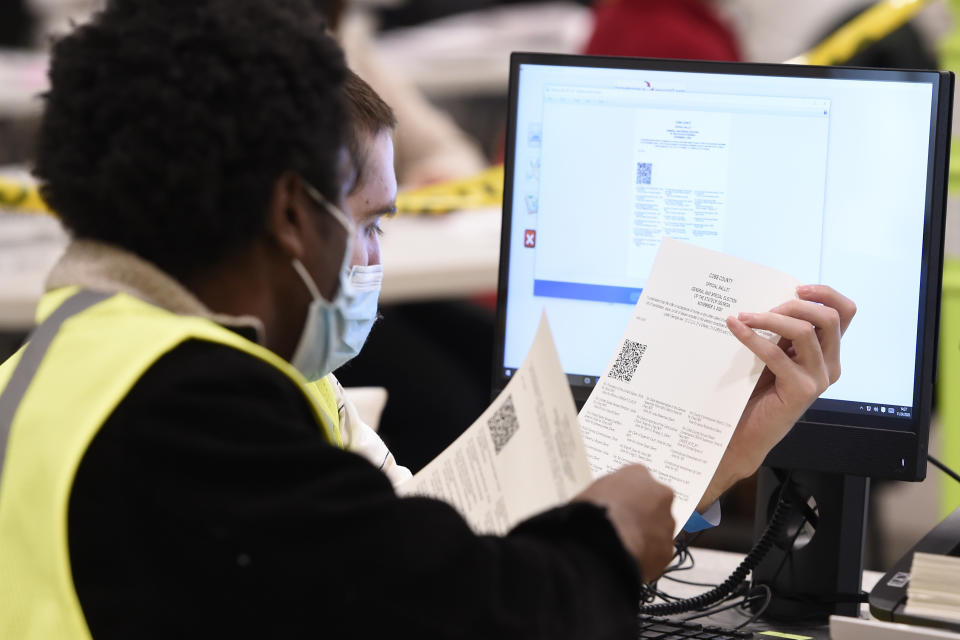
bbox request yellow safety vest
[0,288,341,639]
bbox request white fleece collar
[45,238,265,341]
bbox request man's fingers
[796,284,857,335]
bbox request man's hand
[574,464,675,582]
[698,285,856,510]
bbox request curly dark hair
[34,0,348,277]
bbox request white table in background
[0,206,502,331]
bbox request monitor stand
[751,467,870,622]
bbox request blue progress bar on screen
[533,280,643,305]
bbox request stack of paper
[905,552,960,624]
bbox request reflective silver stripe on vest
[0,290,112,482]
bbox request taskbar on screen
[501,368,915,423]
[805,396,914,425]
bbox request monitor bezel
[492,52,953,481]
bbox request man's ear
[266,171,346,301]
[267,171,309,261]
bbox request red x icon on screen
[524,229,536,248]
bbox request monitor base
[751,468,870,622]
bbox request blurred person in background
[0,0,35,48]
[26,0,103,45]
[26,0,486,185]
[316,0,487,186]
[583,0,741,61]
[375,0,591,29]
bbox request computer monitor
[492,53,952,619]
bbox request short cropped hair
[343,71,396,191]
[34,0,348,277]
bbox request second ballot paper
[397,312,594,535]
[579,238,800,537]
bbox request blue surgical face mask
[289,182,383,381]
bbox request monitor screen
[493,54,952,480]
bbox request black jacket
[68,338,642,638]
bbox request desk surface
[670,547,883,640]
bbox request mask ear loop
[302,181,354,233]
[293,180,356,303]
[291,258,324,301]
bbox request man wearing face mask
[0,2,678,637]
[299,71,412,486]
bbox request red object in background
[584,0,741,62]
[523,229,536,248]
[491,0,742,164]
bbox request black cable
[678,584,754,622]
[640,534,705,601]
[733,584,772,630]
[662,574,719,588]
[663,545,694,575]
[639,540,692,604]
[676,582,774,625]
[928,454,960,485]
[761,493,811,592]
[679,598,750,621]
[636,483,795,616]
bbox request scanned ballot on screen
[397,313,593,535]
[579,238,801,537]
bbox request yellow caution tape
[789,0,932,66]
[0,176,52,215]
[2,165,507,218]
[395,164,503,215]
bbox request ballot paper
[579,238,801,537]
[400,239,801,538]
[397,313,593,534]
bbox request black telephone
[869,505,960,632]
